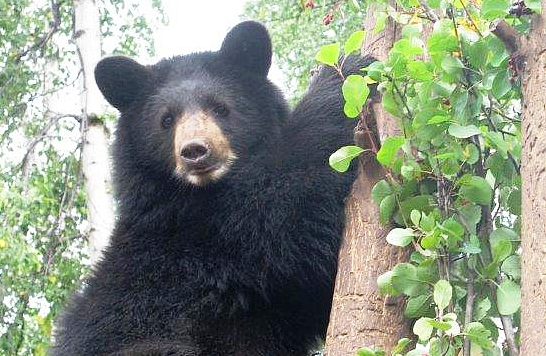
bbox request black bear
[52,21,373,356]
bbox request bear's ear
[94,56,150,111]
[219,21,272,77]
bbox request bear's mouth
[174,159,234,187]
[187,163,220,175]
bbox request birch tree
[0,1,163,352]
[73,0,115,264]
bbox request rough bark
[324,4,412,354]
[520,5,546,355]
[73,0,115,264]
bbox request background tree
[244,0,364,99]
[0,1,163,353]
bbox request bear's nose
[180,139,211,163]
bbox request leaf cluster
[316,0,529,354]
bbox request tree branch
[463,268,475,356]
[490,19,522,54]
[14,0,62,63]
[20,113,82,178]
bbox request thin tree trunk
[324,4,411,354]
[520,4,546,355]
[73,0,114,264]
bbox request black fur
[52,21,374,356]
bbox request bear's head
[95,21,287,187]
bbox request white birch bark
[73,0,115,264]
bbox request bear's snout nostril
[180,140,211,163]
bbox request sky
[150,0,286,88]
[153,0,250,58]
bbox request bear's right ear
[219,21,272,77]
[94,56,150,111]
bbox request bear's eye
[161,114,174,129]
[211,102,229,119]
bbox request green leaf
[508,188,521,215]
[348,0,361,11]
[501,255,521,280]
[465,322,495,349]
[457,204,481,235]
[379,195,396,225]
[377,270,398,296]
[485,131,508,158]
[439,217,465,240]
[433,279,452,311]
[315,43,340,66]
[381,91,403,117]
[527,0,542,13]
[344,30,365,55]
[458,175,493,205]
[401,164,416,181]
[432,81,456,96]
[377,136,405,167]
[460,234,482,254]
[474,297,492,321]
[410,209,421,227]
[497,279,521,315]
[490,228,515,263]
[405,295,432,318]
[441,55,465,76]
[392,338,411,355]
[481,0,511,20]
[392,38,423,56]
[371,179,391,204]
[442,313,461,336]
[463,143,480,164]
[343,102,360,118]
[342,74,370,118]
[374,12,388,33]
[491,69,512,99]
[386,228,416,247]
[427,319,453,331]
[429,337,456,356]
[427,20,459,53]
[329,145,364,172]
[407,61,434,81]
[356,347,378,356]
[419,213,436,232]
[448,124,481,138]
[392,263,428,296]
[399,195,434,222]
[413,317,434,342]
[428,115,451,124]
[366,61,384,81]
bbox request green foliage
[329,145,365,173]
[0,0,164,353]
[243,0,364,100]
[312,0,529,354]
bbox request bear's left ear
[95,56,151,111]
[219,21,272,77]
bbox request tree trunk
[520,5,546,355]
[324,4,411,354]
[73,0,114,264]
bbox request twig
[458,0,483,38]
[499,311,519,356]
[20,113,81,177]
[418,0,439,22]
[14,0,62,63]
[463,268,475,356]
[473,133,520,356]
